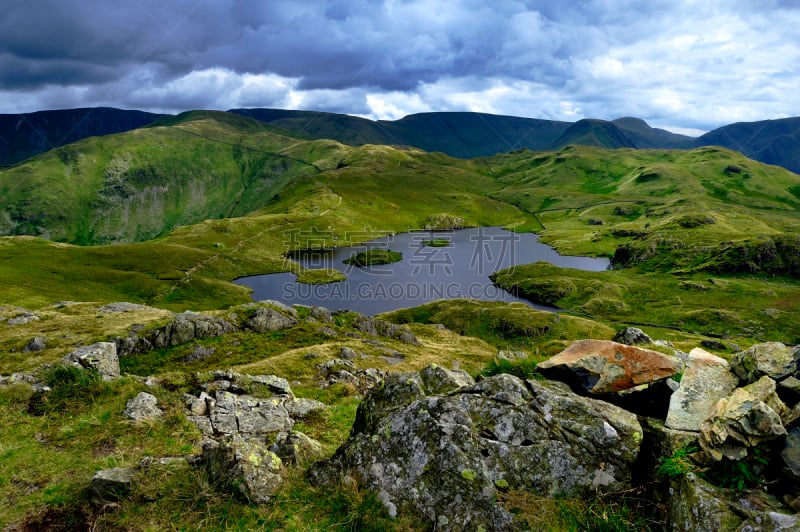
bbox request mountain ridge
[2,107,800,173]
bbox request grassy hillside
[0,112,341,244]
[696,117,800,173]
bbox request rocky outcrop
[124,392,163,422]
[116,311,238,356]
[309,367,643,530]
[700,376,788,461]
[270,431,324,466]
[245,307,298,333]
[665,348,739,431]
[62,342,120,380]
[354,315,419,345]
[537,339,682,394]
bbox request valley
[1,109,799,530]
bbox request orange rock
[538,339,683,394]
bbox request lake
[234,227,610,315]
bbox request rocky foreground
[4,301,800,531]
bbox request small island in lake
[343,249,403,266]
[421,238,451,247]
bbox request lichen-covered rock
[538,339,682,394]
[700,376,788,461]
[666,472,800,531]
[309,368,643,531]
[285,398,326,419]
[731,342,797,384]
[666,473,745,531]
[91,467,135,505]
[245,307,298,333]
[124,392,163,421]
[613,327,653,345]
[781,427,800,481]
[62,342,120,380]
[666,348,739,431]
[270,431,324,466]
[201,436,283,503]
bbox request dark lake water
[234,227,610,315]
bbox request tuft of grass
[478,358,539,381]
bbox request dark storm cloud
[1,0,800,132]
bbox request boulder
[537,339,682,394]
[91,467,135,505]
[62,342,120,380]
[201,436,283,503]
[7,310,39,326]
[700,376,788,461]
[731,342,797,384]
[339,346,359,360]
[124,392,163,422]
[98,302,149,313]
[666,348,739,432]
[270,431,324,466]
[309,306,333,323]
[310,367,643,530]
[248,374,295,398]
[23,337,47,353]
[613,327,653,345]
[246,307,298,333]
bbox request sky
[2,0,799,136]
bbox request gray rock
[310,367,643,530]
[201,436,283,504]
[538,339,682,394]
[23,337,47,353]
[285,398,326,419]
[98,302,149,313]
[339,346,359,360]
[91,467,135,504]
[249,374,295,398]
[613,327,653,345]
[419,364,475,395]
[497,350,528,361]
[246,307,298,333]
[700,376,788,461]
[270,431,324,465]
[183,344,215,363]
[168,311,238,345]
[310,306,333,323]
[731,342,797,384]
[186,392,214,416]
[666,348,739,432]
[124,392,163,421]
[7,311,39,326]
[210,391,294,436]
[62,342,120,380]
[259,300,298,317]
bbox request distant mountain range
[2,107,800,173]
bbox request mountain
[695,117,800,173]
[548,118,637,149]
[612,117,695,149]
[0,107,163,167]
